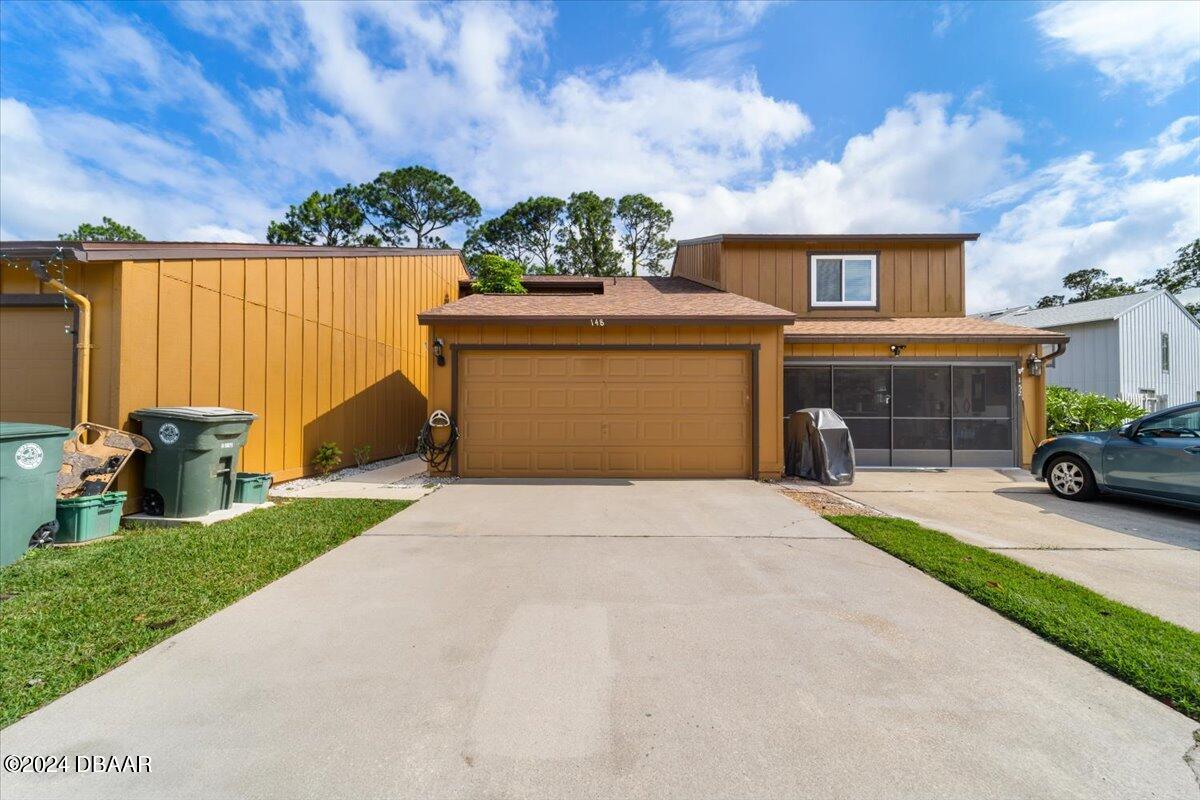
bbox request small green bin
[131,407,257,518]
[55,491,128,544]
[0,422,72,566]
[234,472,272,504]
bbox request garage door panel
[534,356,569,377]
[678,389,709,409]
[463,387,497,411]
[570,387,603,409]
[641,388,674,409]
[534,388,568,408]
[570,419,603,441]
[606,387,639,408]
[458,350,752,478]
[605,357,641,378]
[712,357,747,378]
[573,356,603,377]
[498,357,533,377]
[535,451,568,471]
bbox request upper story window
[810,254,877,308]
[1161,332,1170,372]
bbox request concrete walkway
[270,455,439,501]
[835,469,1200,631]
[1,480,1195,799]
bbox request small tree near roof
[59,217,146,242]
[471,254,527,294]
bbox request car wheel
[1046,455,1098,501]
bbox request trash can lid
[131,406,257,422]
[0,422,73,441]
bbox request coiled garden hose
[416,411,458,472]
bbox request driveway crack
[1185,729,1200,789]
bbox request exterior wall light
[1027,354,1043,377]
[889,344,906,357]
[433,338,445,367]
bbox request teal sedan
[1031,401,1200,511]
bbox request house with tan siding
[420,234,1067,477]
[0,241,467,507]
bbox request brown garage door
[0,304,75,427]
[458,349,753,478]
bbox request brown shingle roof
[784,317,1068,343]
[420,276,796,325]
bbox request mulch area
[778,485,884,517]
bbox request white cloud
[290,2,811,207]
[55,4,252,141]
[1119,116,1200,175]
[0,98,269,241]
[970,121,1200,310]
[932,2,969,37]
[661,0,778,76]
[663,0,775,47]
[1,0,1195,315]
[1034,1,1200,100]
[660,93,1023,238]
[173,0,309,72]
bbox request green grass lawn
[827,515,1200,722]
[0,498,407,727]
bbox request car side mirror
[1118,423,1136,438]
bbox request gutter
[43,279,92,425]
[1039,340,1068,367]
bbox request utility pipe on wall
[44,279,91,425]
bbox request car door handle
[1185,446,1200,455]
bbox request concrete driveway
[835,469,1200,631]
[1,480,1196,799]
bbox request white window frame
[809,254,878,308]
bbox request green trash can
[0,422,72,566]
[131,407,257,518]
[234,472,272,504]
[55,491,128,543]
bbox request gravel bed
[270,455,457,495]
[778,483,884,517]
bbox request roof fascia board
[784,333,1068,344]
[420,314,795,326]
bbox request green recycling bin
[0,422,72,566]
[131,407,256,518]
[234,472,272,504]
[55,491,128,543]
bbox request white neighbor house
[980,290,1200,411]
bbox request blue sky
[1,0,1197,309]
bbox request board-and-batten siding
[673,240,965,318]
[1117,293,1200,406]
[671,240,722,287]
[1042,320,1121,398]
[1,253,466,499]
[117,254,465,483]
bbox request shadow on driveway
[994,487,1200,550]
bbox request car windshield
[1138,406,1200,438]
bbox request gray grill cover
[784,408,855,486]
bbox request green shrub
[352,443,372,468]
[312,442,343,474]
[471,254,527,294]
[1046,386,1144,435]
